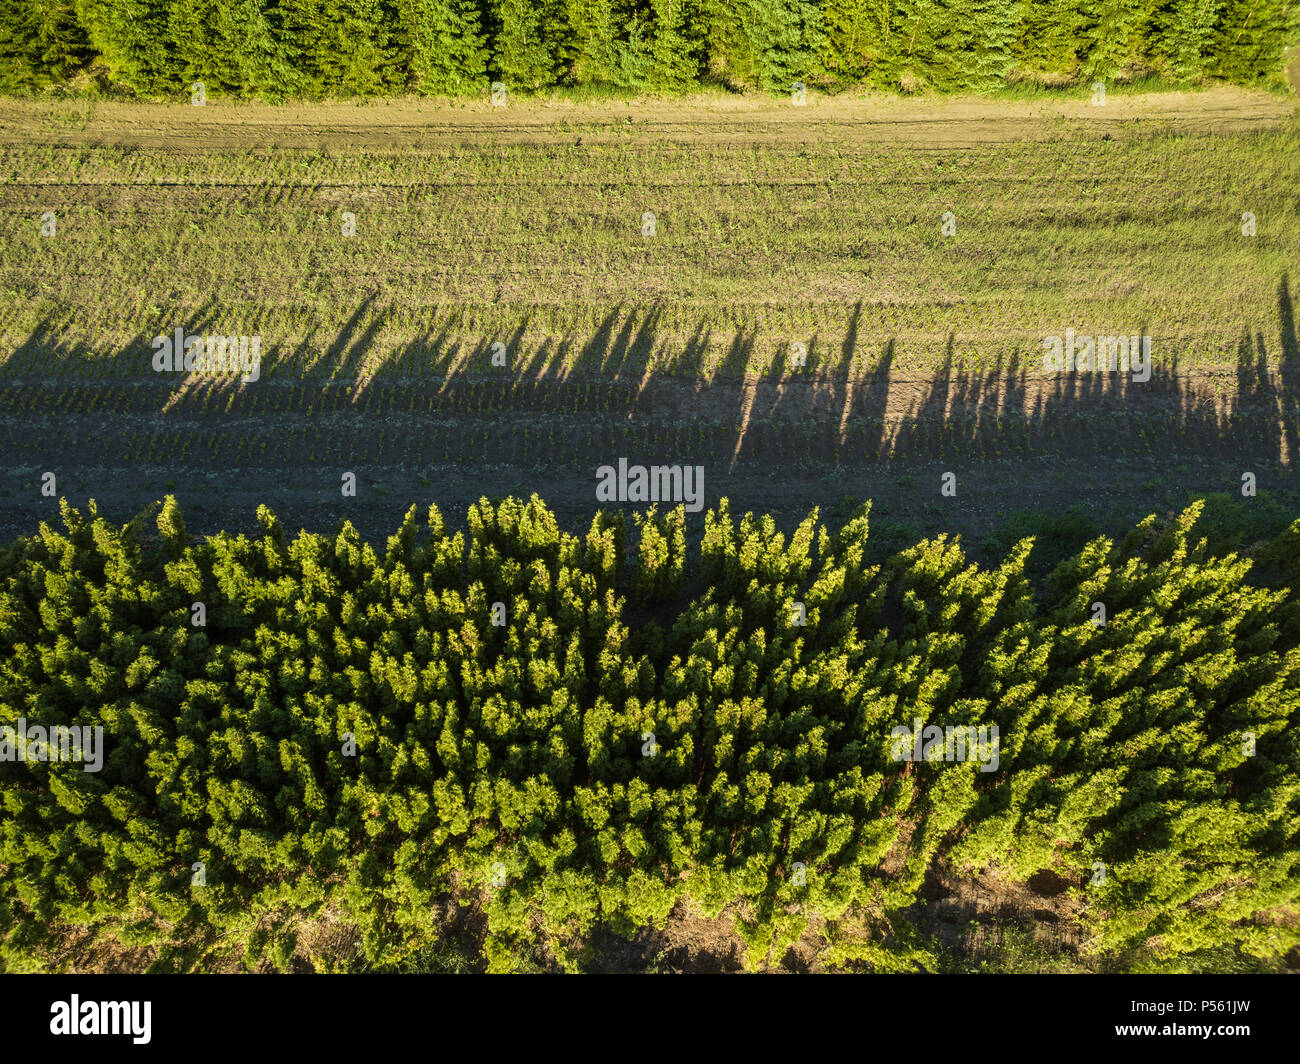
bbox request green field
[0,87,1297,547]
[4,89,1299,371]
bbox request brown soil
[0,86,1293,152]
[1,354,1294,548]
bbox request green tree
[1153,0,1226,79]
[0,0,93,92]
[277,0,403,97]
[701,0,826,91]
[892,0,1025,91]
[644,0,704,87]
[395,0,490,93]
[1209,0,1294,82]
[490,0,559,90]
[73,0,173,94]
[1079,0,1161,77]
[819,0,894,82]
[554,0,627,85]
[1013,0,1085,78]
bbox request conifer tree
[0,0,92,92]
[168,0,253,95]
[73,0,173,94]
[277,0,403,97]
[1152,0,1226,79]
[490,0,559,90]
[893,0,1024,91]
[554,0,627,86]
[1209,0,1293,82]
[700,0,826,91]
[819,0,893,82]
[3,496,1299,971]
[643,0,704,88]
[1013,0,1085,78]
[0,0,1292,96]
[395,0,490,94]
[1079,0,1161,77]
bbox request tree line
[0,495,1296,971]
[0,0,1294,97]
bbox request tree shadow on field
[1277,273,1299,467]
[0,278,1296,537]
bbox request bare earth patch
[0,86,1294,150]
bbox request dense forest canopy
[1,495,1297,971]
[0,0,1295,96]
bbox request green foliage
[490,0,559,89]
[644,0,706,87]
[1012,0,1085,77]
[819,0,894,80]
[1,494,1297,972]
[72,0,173,94]
[891,0,1026,91]
[395,0,489,94]
[0,0,1287,96]
[1210,0,1295,81]
[1154,0,1227,79]
[276,0,404,97]
[1188,490,1295,559]
[553,0,627,86]
[0,0,93,92]
[701,0,827,90]
[166,0,273,96]
[1079,0,1162,77]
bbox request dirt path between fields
[0,86,1294,152]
